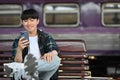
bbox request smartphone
[20,31,29,41]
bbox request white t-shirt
[29,36,41,59]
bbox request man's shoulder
[38,29,50,36]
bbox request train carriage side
[0,0,120,78]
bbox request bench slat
[59,66,89,70]
[0,78,11,80]
[0,54,12,57]
[0,60,13,63]
[60,55,87,58]
[0,72,6,75]
[61,60,88,64]
[59,73,85,76]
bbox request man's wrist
[17,47,23,52]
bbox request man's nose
[27,20,31,25]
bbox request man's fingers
[43,53,53,63]
[47,53,52,63]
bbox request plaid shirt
[12,29,59,61]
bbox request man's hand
[41,50,58,63]
[18,37,29,50]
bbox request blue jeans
[13,56,60,80]
[37,56,60,80]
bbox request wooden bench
[0,38,90,80]
[0,39,13,80]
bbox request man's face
[22,18,39,33]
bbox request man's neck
[28,30,38,37]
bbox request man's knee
[52,56,60,68]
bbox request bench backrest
[56,40,89,79]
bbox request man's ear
[37,19,40,24]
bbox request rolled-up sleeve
[45,34,60,53]
[12,38,19,60]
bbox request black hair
[21,9,39,20]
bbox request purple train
[0,0,120,77]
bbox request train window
[44,3,80,27]
[102,3,120,27]
[0,4,22,27]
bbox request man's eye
[30,19,34,21]
[24,20,28,22]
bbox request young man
[4,9,60,80]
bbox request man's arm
[14,47,23,62]
[41,34,59,63]
[13,37,29,62]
